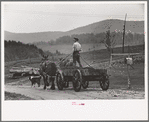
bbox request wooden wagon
[56,66,109,92]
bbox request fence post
[109,54,112,68]
[127,64,131,89]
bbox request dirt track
[5,77,145,100]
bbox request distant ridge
[4,31,65,43]
[4,19,144,43]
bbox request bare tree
[103,29,117,68]
[104,30,117,54]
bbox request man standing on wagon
[72,37,82,67]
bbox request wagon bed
[56,66,109,92]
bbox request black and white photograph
[1,1,148,121]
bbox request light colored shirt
[72,42,82,52]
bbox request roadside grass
[5,91,34,100]
[108,63,144,91]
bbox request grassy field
[37,43,105,54]
[37,41,144,54]
[55,44,144,67]
[5,91,34,100]
[109,63,144,91]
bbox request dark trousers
[73,51,82,67]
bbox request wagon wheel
[100,74,109,91]
[82,81,89,89]
[73,69,82,92]
[56,71,64,90]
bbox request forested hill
[5,40,44,62]
[34,32,144,46]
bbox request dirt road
[5,77,145,100]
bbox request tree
[104,30,117,54]
[103,29,117,67]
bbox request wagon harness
[57,53,72,65]
[80,55,94,68]
[57,52,94,68]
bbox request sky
[3,2,145,33]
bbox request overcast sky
[3,2,145,33]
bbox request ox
[39,55,73,90]
[39,59,57,90]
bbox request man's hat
[74,37,79,41]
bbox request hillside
[66,19,144,35]
[5,40,44,62]
[4,19,144,44]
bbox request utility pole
[122,13,127,53]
